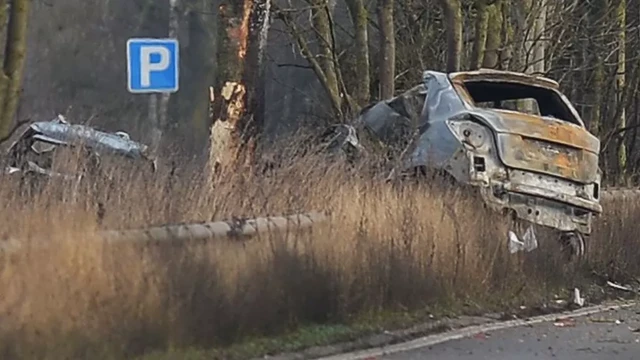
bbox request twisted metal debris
[3,115,156,177]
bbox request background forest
[1,0,636,183]
[0,1,640,359]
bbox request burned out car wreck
[3,115,155,180]
[330,69,602,258]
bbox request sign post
[127,38,179,93]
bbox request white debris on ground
[508,225,539,254]
[607,281,635,292]
[573,288,585,307]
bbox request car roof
[448,68,560,91]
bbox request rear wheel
[559,231,587,262]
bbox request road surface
[382,304,640,360]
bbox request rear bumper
[502,181,602,213]
[480,170,601,234]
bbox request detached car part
[3,115,156,179]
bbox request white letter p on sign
[140,46,170,87]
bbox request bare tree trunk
[311,0,342,116]
[0,0,29,139]
[439,0,463,72]
[482,1,502,68]
[345,0,370,107]
[531,0,546,75]
[498,0,512,70]
[471,0,489,69]
[591,60,604,134]
[587,0,605,136]
[615,0,627,178]
[514,0,545,112]
[238,0,270,167]
[209,0,271,176]
[0,0,7,73]
[154,0,181,150]
[510,0,528,72]
[377,0,395,99]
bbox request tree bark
[482,1,502,68]
[498,0,512,70]
[311,0,342,116]
[154,0,181,150]
[377,0,395,99]
[514,0,545,112]
[615,0,627,177]
[586,0,605,136]
[471,0,489,69]
[0,0,29,139]
[209,0,271,176]
[439,0,463,72]
[510,0,528,72]
[0,0,7,63]
[530,0,546,75]
[166,0,218,154]
[345,0,370,107]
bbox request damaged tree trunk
[209,0,270,176]
[0,0,29,140]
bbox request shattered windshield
[461,81,581,126]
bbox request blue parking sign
[127,38,179,93]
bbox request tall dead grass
[0,144,638,359]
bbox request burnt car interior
[461,81,582,126]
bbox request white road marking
[318,301,636,360]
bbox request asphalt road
[382,304,640,360]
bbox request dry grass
[0,144,638,359]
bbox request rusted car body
[339,69,602,251]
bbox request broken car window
[476,97,542,116]
[461,81,581,125]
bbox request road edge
[317,300,636,360]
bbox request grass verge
[0,147,638,359]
